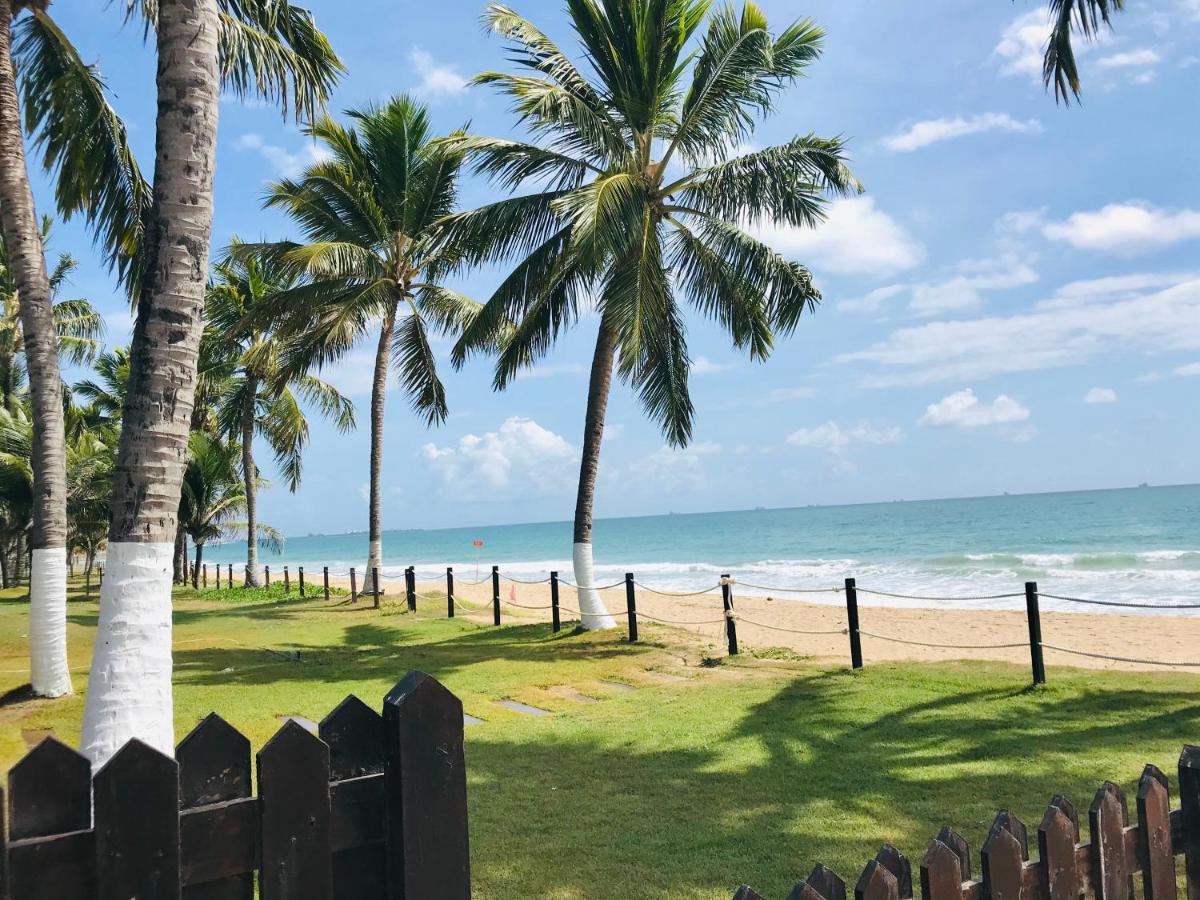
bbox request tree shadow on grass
[461,664,1200,899]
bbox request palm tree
[179,432,281,590]
[440,0,859,627]
[229,96,481,596]
[207,248,355,586]
[0,404,32,589]
[74,346,129,428]
[1040,0,1125,102]
[41,0,343,764]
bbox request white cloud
[421,417,576,497]
[994,11,1052,79]
[516,362,587,380]
[1042,203,1200,253]
[1043,271,1197,306]
[411,48,468,99]
[919,389,1030,428]
[628,442,722,491]
[1084,387,1119,404]
[787,421,902,453]
[840,256,1038,317]
[234,133,330,178]
[750,197,924,277]
[760,386,816,404]
[1175,362,1200,377]
[882,113,1042,152]
[839,274,1200,387]
[1096,48,1161,68]
[839,284,908,315]
[692,356,738,375]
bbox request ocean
[200,484,1200,614]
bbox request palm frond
[391,309,447,426]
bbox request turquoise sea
[202,484,1200,612]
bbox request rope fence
[184,560,1200,680]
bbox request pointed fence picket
[735,745,1200,900]
[0,672,469,899]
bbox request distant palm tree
[179,432,282,589]
[442,0,859,627]
[207,248,355,586]
[1040,0,1126,102]
[231,96,481,595]
[73,346,129,428]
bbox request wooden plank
[734,888,765,900]
[982,812,1028,900]
[791,864,847,900]
[7,830,96,900]
[178,713,254,899]
[7,735,91,840]
[94,738,181,899]
[1181,745,1200,900]
[383,671,470,900]
[876,844,913,899]
[1038,795,1081,900]
[179,799,259,888]
[321,695,386,898]
[935,828,971,882]
[1089,782,1133,900]
[258,720,333,900]
[857,859,900,900]
[921,840,966,900]
[1138,765,1176,900]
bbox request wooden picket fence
[0,671,469,899]
[734,745,1200,900]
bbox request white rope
[558,579,628,591]
[736,581,843,595]
[503,599,555,610]
[633,581,722,597]
[636,611,729,626]
[856,588,1025,602]
[1039,643,1200,667]
[1040,593,1200,610]
[858,629,1028,650]
[733,616,849,636]
[500,574,553,585]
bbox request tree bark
[0,0,73,696]
[80,0,221,766]
[242,374,259,586]
[173,526,185,584]
[570,319,618,630]
[362,300,397,595]
[192,541,203,589]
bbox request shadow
[0,683,34,708]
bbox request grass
[1,580,1198,898]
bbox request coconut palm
[440,0,859,627]
[27,0,344,764]
[73,346,130,429]
[207,248,355,586]
[179,432,282,590]
[0,404,32,589]
[1041,0,1125,102]
[228,96,481,596]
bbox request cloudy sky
[41,0,1200,534]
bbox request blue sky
[39,0,1200,534]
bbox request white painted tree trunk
[29,548,71,696]
[572,542,616,630]
[79,542,175,764]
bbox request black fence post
[624,572,638,643]
[407,567,416,612]
[284,566,290,593]
[373,567,381,609]
[1180,744,1200,900]
[350,567,357,602]
[226,564,231,589]
[264,565,270,587]
[491,566,500,626]
[845,577,863,670]
[1025,581,1047,685]
[323,566,330,601]
[98,566,103,588]
[446,567,455,618]
[299,566,306,598]
[550,571,561,634]
[202,564,207,588]
[382,672,471,899]
[721,574,738,656]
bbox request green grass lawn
[1,581,1198,898]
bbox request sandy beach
[315,573,1200,674]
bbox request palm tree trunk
[80,0,221,767]
[173,526,186,584]
[242,375,260,586]
[362,301,397,595]
[0,0,72,697]
[192,542,203,589]
[571,319,618,630]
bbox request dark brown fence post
[202,563,207,588]
[845,577,863,669]
[264,564,270,587]
[625,572,638,642]
[373,568,381,609]
[350,567,357,602]
[721,574,738,655]
[284,566,290,593]
[406,567,416,612]
[550,571,561,633]
[227,564,233,589]
[1181,744,1200,900]
[446,567,454,618]
[98,565,103,588]
[1025,581,1046,685]
[491,566,500,626]
[299,566,306,598]
[383,672,470,899]
[216,564,222,590]
[323,566,330,601]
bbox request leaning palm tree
[441,0,859,627]
[1040,0,1125,102]
[207,248,355,586]
[229,96,481,596]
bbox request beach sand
[320,574,1200,674]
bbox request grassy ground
[1,581,1198,898]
